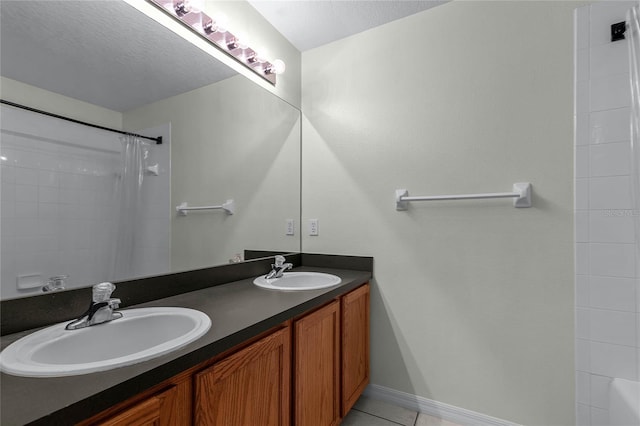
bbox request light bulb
[271,59,286,75]
[254,47,268,63]
[235,32,249,50]
[214,13,229,33]
[188,0,204,13]
[265,59,286,75]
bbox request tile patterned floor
[342,396,464,426]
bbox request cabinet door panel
[295,300,340,426]
[195,327,291,426]
[341,284,370,416]
[95,386,177,426]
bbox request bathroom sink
[253,272,341,291]
[0,307,211,377]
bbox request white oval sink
[0,307,211,377]
[254,272,341,291]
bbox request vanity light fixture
[148,0,285,85]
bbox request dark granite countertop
[0,265,371,425]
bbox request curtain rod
[0,99,162,145]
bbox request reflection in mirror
[0,1,301,300]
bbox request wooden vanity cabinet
[294,283,370,425]
[194,326,291,426]
[77,373,191,426]
[341,283,370,416]
[78,283,369,426]
[294,300,341,426]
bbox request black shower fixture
[611,21,626,42]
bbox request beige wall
[301,2,577,424]
[123,75,300,271]
[0,77,122,129]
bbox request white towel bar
[395,183,531,210]
[176,200,235,216]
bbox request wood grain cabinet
[294,300,341,426]
[194,326,291,426]
[79,380,190,426]
[78,283,369,426]
[341,283,370,416]
[294,283,370,425]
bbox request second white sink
[0,307,211,377]
[254,272,341,291]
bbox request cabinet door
[98,385,178,426]
[194,326,291,426]
[294,300,340,426]
[341,283,370,416]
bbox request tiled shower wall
[0,105,170,299]
[574,2,640,425]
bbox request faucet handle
[274,255,286,267]
[92,282,116,303]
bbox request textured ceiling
[1,1,448,112]
[247,0,449,52]
[0,0,235,112]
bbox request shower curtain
[629,5,640,260]
[110,134,149,281]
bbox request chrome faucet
[265,255,293,279]
[66,282,123,330]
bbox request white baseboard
[362,384,521,426]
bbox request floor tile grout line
[351,407,413,426]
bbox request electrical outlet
[286,219,295,236]
[309,219,319,236]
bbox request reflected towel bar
[176,200,235,216]
[395,183,532,210]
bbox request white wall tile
[576,178,589,210]
[15,167,39,186]
[589,176,632,210]
[577,403,591,426]
[590,141,631,177]
[577,113,590,146]
[577,274,590,307]
[577,79,590,116]
[15,184,38,203]
[589,1,636,48]
[577,371,590,404]
[590,341,638,380]
[577,308,591,339]
[576,210,590,242]
[577,339,591,372]
[589,209,635,243]
[590,108,631,144]
[576,146,590,178]
[590,276,637,312]
[590,73,631,111]
[576,6,590,50]
[14,202,37,219]
[589,309,637,346]
[577,48,590,83]
[37,170,59,187]
[589,243,636,278]
[589,374,612,409]
[590,40,629,79]
[1,165,16,184]
[577,243,589,275]
[590,407,609,426]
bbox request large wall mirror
[0,0,301,300]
